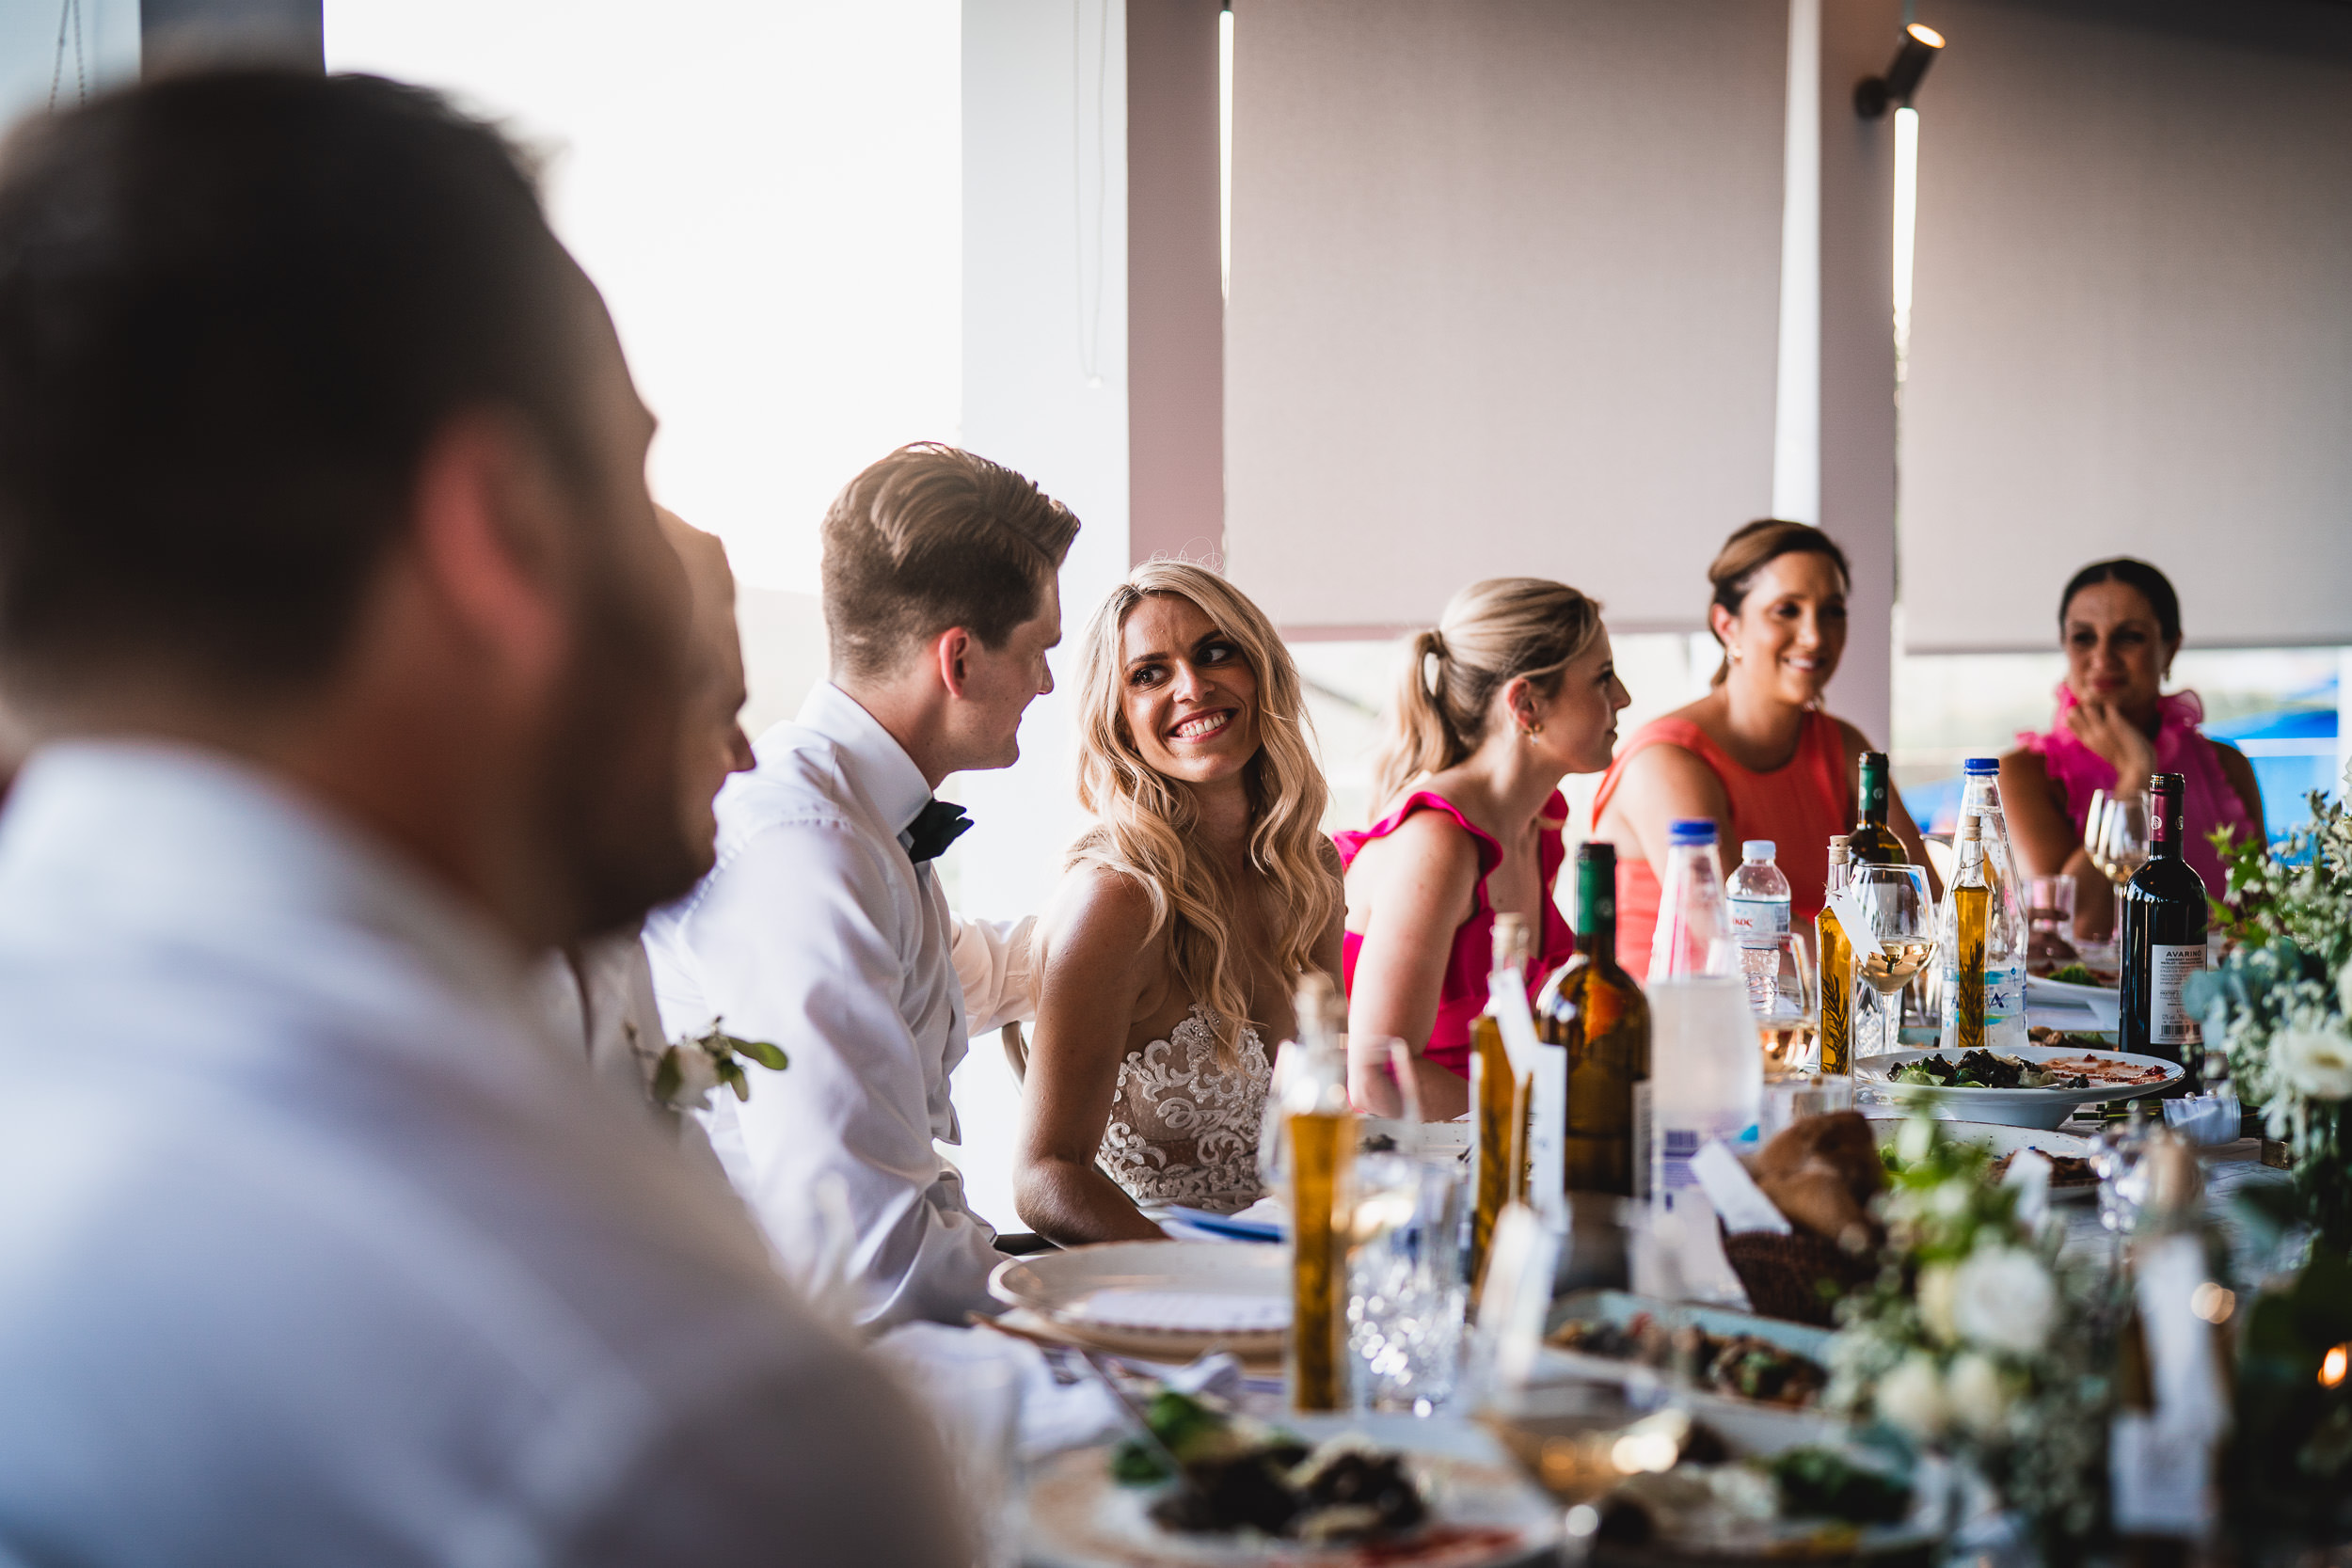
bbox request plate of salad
[1857,1044,2182,1129]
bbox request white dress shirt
[644,682,1033,1330]
[535,932,729,1185]
[0,742,961,1567]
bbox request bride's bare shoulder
[1038,861,1164,974]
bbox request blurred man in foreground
[540,508,753,1180]
[0,71,961,1566]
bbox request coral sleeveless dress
[1589,713,1853,976]
[1332,790,1576,1081]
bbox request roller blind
[1224,0,1789,633]
[1900,0,2352,652]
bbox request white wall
[946,0,1135,1230]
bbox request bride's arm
[1014,867,1171,1245]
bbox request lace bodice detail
[1099,1005,1270,1214]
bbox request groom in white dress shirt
[646,444,1075,1329]
[0,71,960,1565]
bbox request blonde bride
[1013,562,1343,1244]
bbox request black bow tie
[905,799,973,863]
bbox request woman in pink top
[1592,521,1935,974]
[2002,558,2260,941]
[1335,578,1629,1120]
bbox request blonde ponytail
[1369,578,1603,815]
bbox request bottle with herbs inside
[1817,836,1854,1074]
[1468,912,1532,1286]
[1846,752,1907,867]
[1279,973,1354,1412]
[1534,843,1652,1198]
[2118,771,2206,1082]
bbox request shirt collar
[0,740,535,1024]
[793,681,936,840]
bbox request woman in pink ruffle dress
[2000,558,2263,942]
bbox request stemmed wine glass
[2082,787,2110,880]
[2099,792,2151,890]
[1850,863,1938,1062]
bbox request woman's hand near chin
[2063,697,2156,797]
[1014,868,1172,1246]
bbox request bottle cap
[1577,840,1616,871]
[1741,840,1774,861]
[1668,818,1717,846]
[1963,756,1999,776]
[1959,813,1980,841]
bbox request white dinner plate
[1857,1045,2181,1130]
[1023,1412,1561,1568]
[1864,1117,2099,1196]
[990,1241,1290,1359]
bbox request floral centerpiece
[2188,783,2352,1253]
[1824,1114,2114,1551]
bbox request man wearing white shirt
[0,71,959,1565]
[647,444,1074,1329]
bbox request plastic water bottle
[1937,757,2029,1051]
[1725,840,1792,939]
[1647,976,1763,1220]
[1647,819,1729,985]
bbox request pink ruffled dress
[2015,686,2259,894]
[1331,790,1575,1082]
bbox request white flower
[1916,1261,1959,1344]
[1897,1116,1937,1166]
[2275,1023,2352,1102]
[1876,1354,1949,1440]
[1946,1353,2010,1436]
[1950,1245,2058,1356]
[660,1041,723,1111]
[2337,959,2352,1020]
[1932,1181,1972,1217]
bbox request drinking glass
[1347,1148,1469,1413]
[2101,792,2151,889]
[2027,874,2077,938]
[1850,863,1938,1062]
[1739,931,1818,1075]
[2081,787,2109,879]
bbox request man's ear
[409,411,566,692]
[932,626,975,699]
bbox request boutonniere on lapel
[654,1019,789,1112]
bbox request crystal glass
[2091,1102,2157,1241]
[1739,931,1818,1075]
[1760,1071,1857,1141]
[1347,1148,1468,1413]
[2028,873,2077,937]
[1850,862,1938,1062]
[2081,787,2110,879]
[2100,791,2151,889]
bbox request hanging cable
[48,0,87,114]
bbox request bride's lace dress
[1098,1004,1270,1214]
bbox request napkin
[2162,1088,2241,1147]
[1692,1139,1792,1234]
[1999,1147,2053,1231]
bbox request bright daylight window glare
[326,0,962,617]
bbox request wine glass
[1739,932,1819,1076]
[2101,792,2151,889]
[2081,788,2112,880]
[1850,863,1938,1062]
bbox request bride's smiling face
[1120,593,1261,788]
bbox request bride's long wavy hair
[1065,561,1337,1066]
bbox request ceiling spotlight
[1855,24,1946,119]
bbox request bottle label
[2152,943,2205,1047]
[1726,896,1789,937]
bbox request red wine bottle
[2118,771,2207,1081]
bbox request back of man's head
[0,70,590,713]
[820,444,1079,682]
